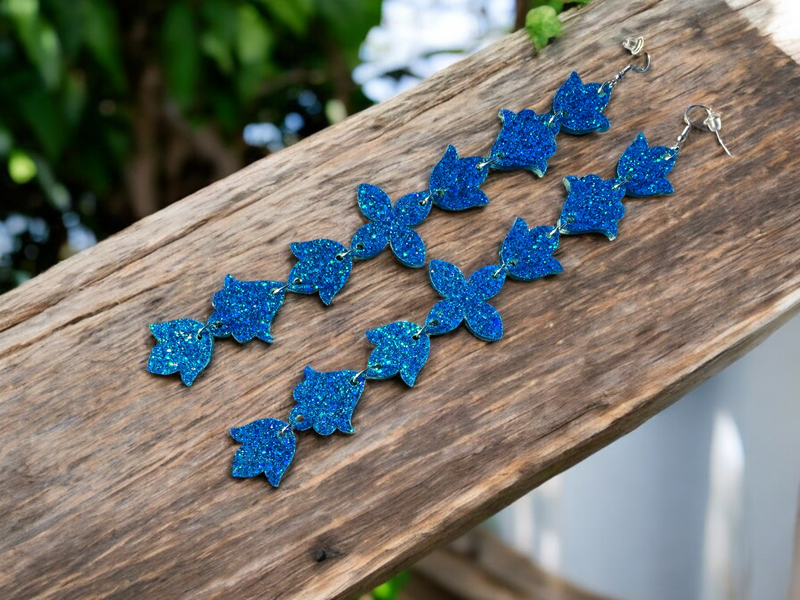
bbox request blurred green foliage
[0,0,381,292]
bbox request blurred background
[2,1,799,599]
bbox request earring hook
[598,36,652,95]
[668,105,733,158]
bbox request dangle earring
[228,104,732,487]
[146,37,652,386]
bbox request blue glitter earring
[229,104,733,487]
[147,37,653,387]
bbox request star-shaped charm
[424,259,505,342]
[289,367,366,435]
[365,321,430,386]
[500,217,563,281]
[350,183,430,268]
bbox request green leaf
[525,6,562,51]
[317,0,382,66]
[161,1,201,110]
[5,0,63,89]
[80,0,125,90]
[531,0,564,11]
[236,4,273,65]
[200,0,237,74]
[17,87,68,158]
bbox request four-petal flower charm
[230,418,296,487]
[209,274,285,343]
[350,184,430,267]
[428,145,490,211]
[488,109,559,176]
[616,133,678,197]
[559,175,626,240]
[551,71,612,134]
[366,321,430,386]
[147,318,215,386]
[289,367,366,435]
[425,260,505,342]
[287,239,353,305]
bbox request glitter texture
[350,183,430,268]
[287,239,353,305]
[500,217,563,281]
[209,274,285,343]
[147,318,214,386]
[488,109,559,177]
[289,366,365,435]
[425,260,505,342]
[428,145,490,211]
[616,133,678,197]
[559,175,626,240]
[230,418,296,487]
[365,321,430,386]
[551,71,612,134]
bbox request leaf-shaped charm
[428,145,490,211]
[287,239,353,305]
[559,175,626,240]
[366,321,430,386]
[500,217,563,281]
[147,318,214,386]
[616,133,678,197]
[551,71,612,134]
[424,260,505,342]
[350,184,429,268]
[488,109,559,177]
[209,274,285,343]
[230,418,296,487]
[289,367,365,435]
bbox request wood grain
[1,0,799,598]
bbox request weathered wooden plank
[1,0,799,598]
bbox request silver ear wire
[598,36,652,95]
[671,104,733,157]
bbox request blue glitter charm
[500,217,563,281]
[365,321,430,386]
[616,133,678,197]
[147,318,215,386]
[287,239,353,305]
[209,274,285,343]
[428,145,490,211]
[488,109,559,176]
[350,184,430,268]
[230,418,296,487]
[425,260,505,342]
[551,71,612,134]
[289,367,366,435]
[559,175,626,240]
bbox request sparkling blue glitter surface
[289,366,365,435]
[287,239,353,305]
[616,133,678,197]
[551,71,612,135]
[230,418,296,487]
[365,321,430,386]
[147,318,214,386]
[559,175,626,240]
[500,217,563,281]
[428,145,489,211]
[350,183,430,268]
[488,109,559,177]
[209,274,285,343]
[425,260,505,342]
